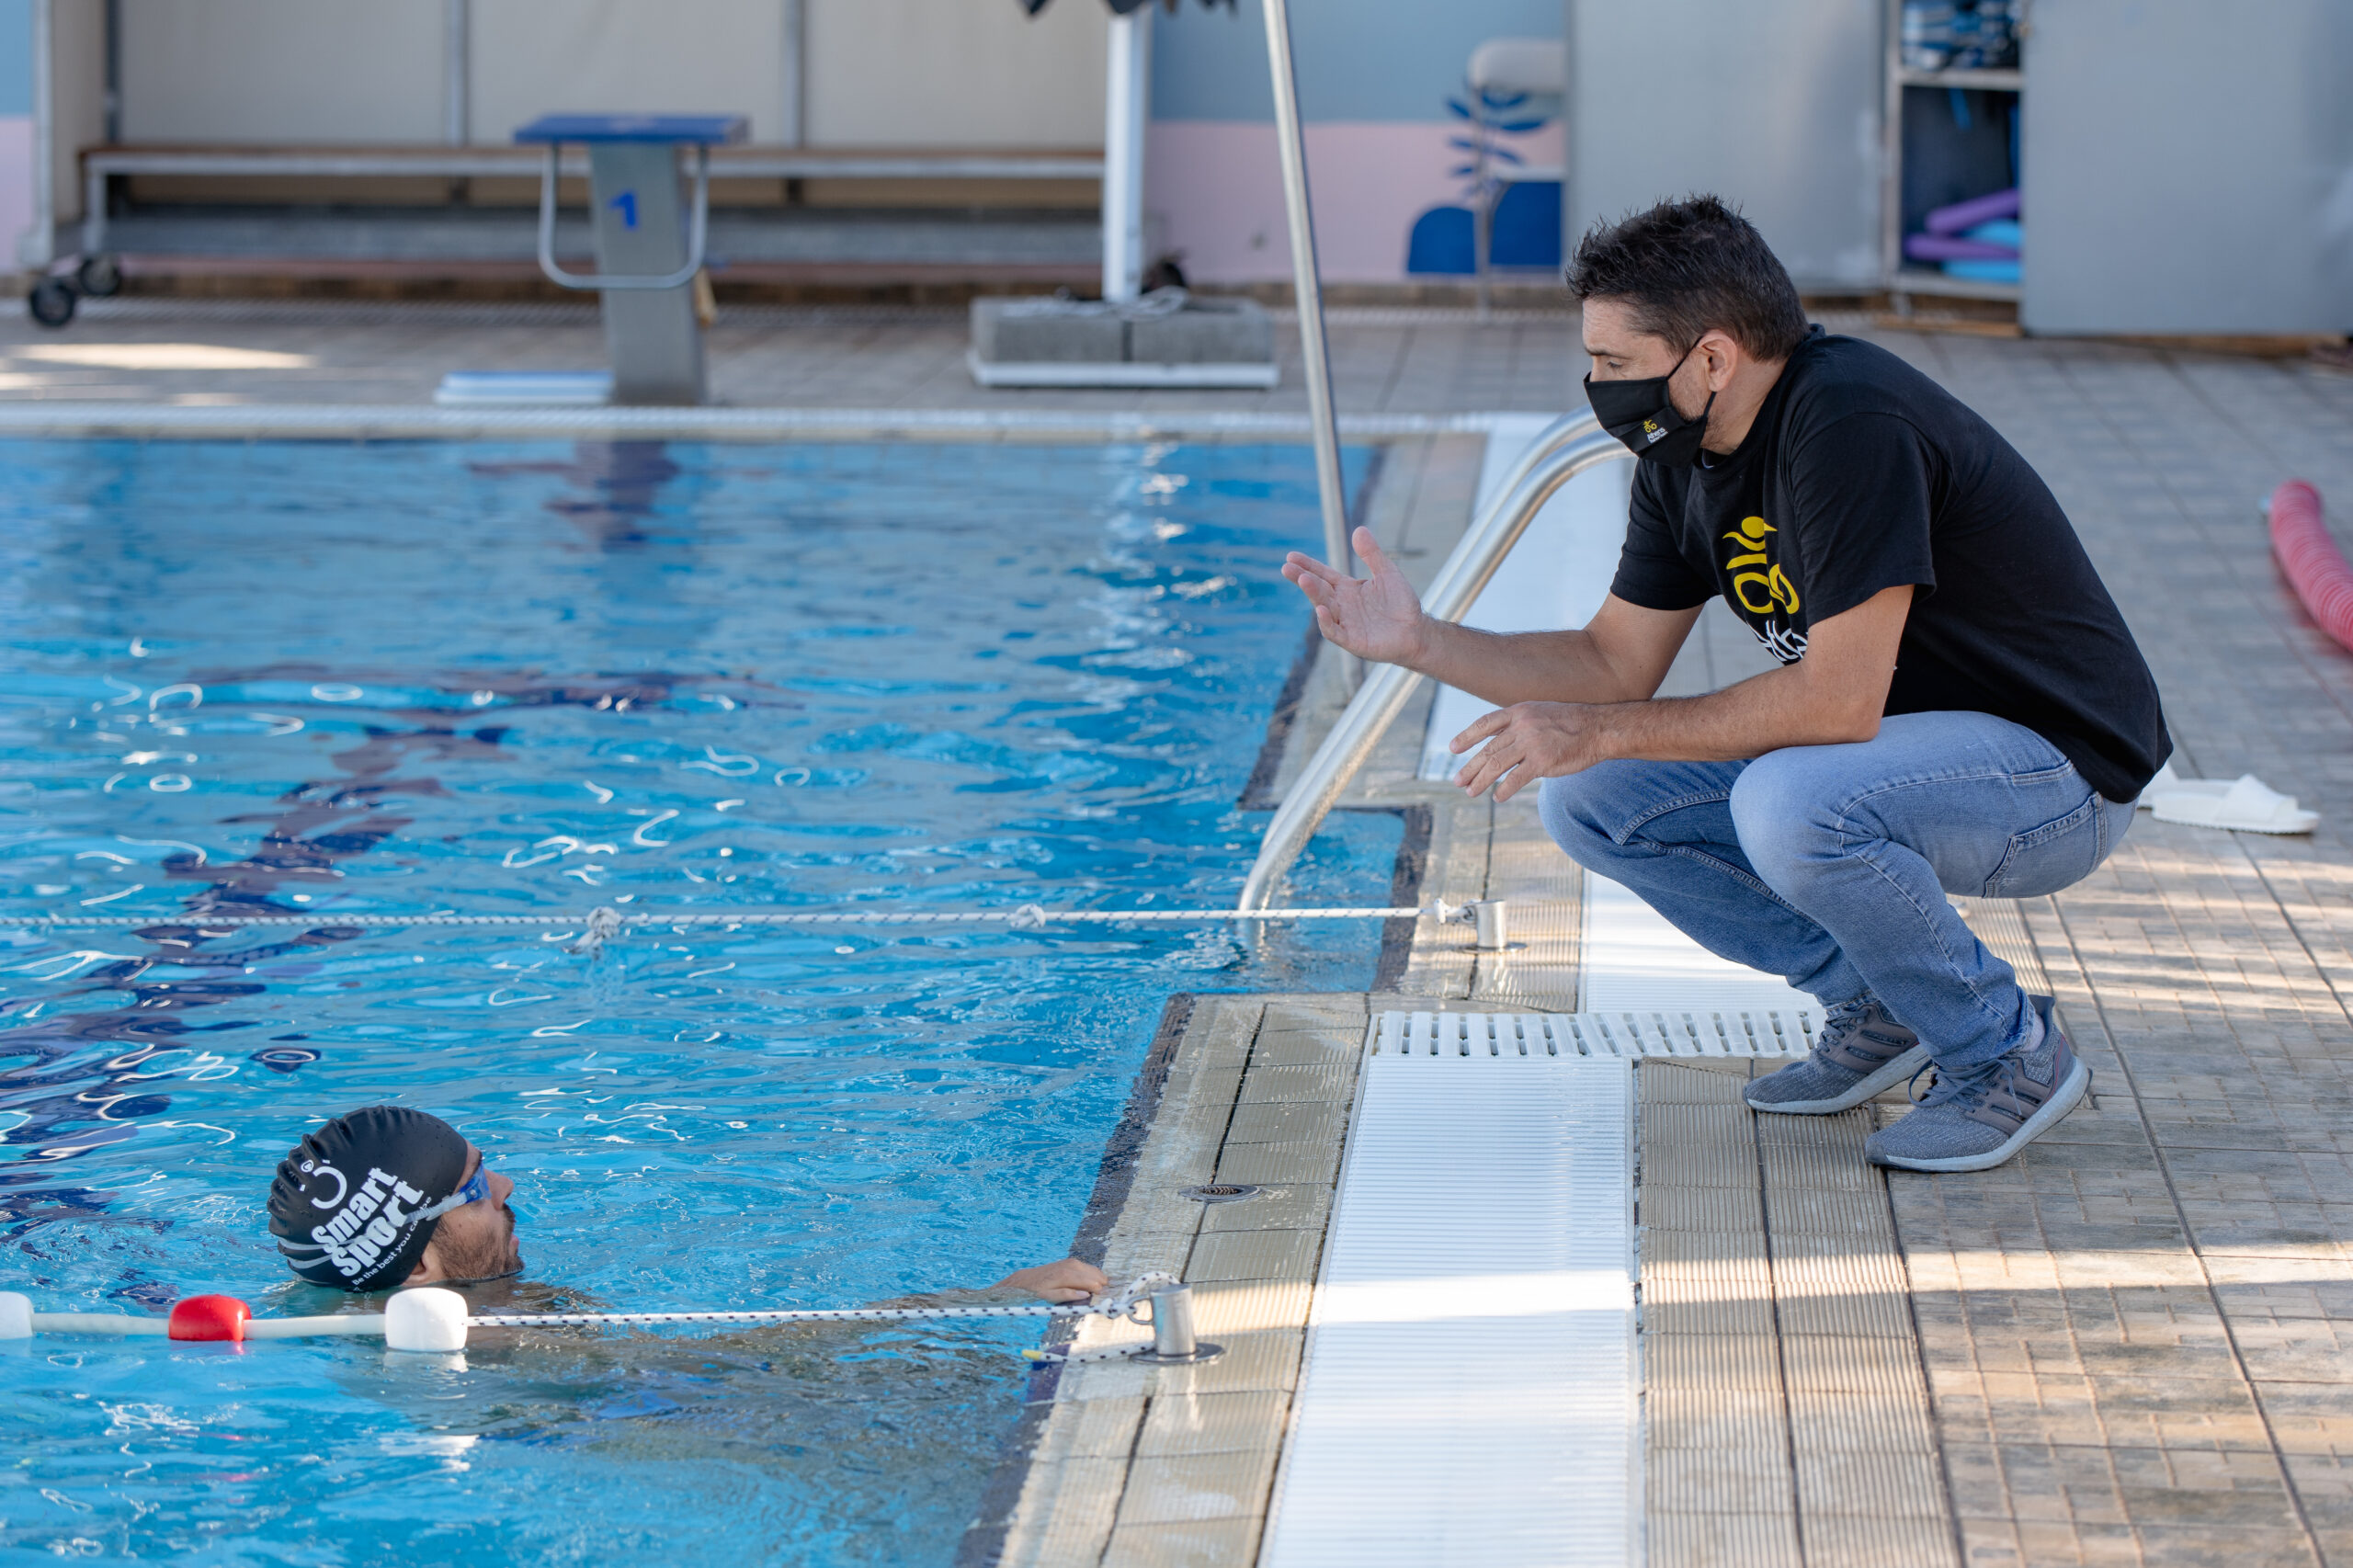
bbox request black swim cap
[267,1106,470,1292]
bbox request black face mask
[1584,343,1715,467]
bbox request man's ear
[1699,329,1744,392]
[404,1243,443,1287]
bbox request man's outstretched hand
[997,1257,1112,1304]
[1281,526,1430,666]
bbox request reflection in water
[472,441,684,551]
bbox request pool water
[0,438,1399,1565]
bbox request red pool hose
[2269,480,2353,652]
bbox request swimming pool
[0,437,1398,1564]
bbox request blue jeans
[1539,710,2135,1072]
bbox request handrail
[1237,415,1630,913]
[536,143,712,292]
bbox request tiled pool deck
[13,299,2353,1566]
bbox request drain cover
[1180,1184,1262,1204]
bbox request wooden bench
[78,143,1108,261]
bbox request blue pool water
[0,438,1399,1565]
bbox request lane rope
[5,1273,1194,1353]
[0,904,1435,927]
[467,1270,1182,1331]
[0,900,1472,954]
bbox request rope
[0,905,1431,927]
[0,901,1457,956]
[466,1270,1183,1331]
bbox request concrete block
[970,298,1125,364]
[1128,298,1274,365]
[969,293,1275,368]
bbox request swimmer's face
[408,1143,521,1285]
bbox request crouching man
[1282,195,2168,1173]
[267,1104,1108,1301]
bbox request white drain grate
[1374,1006,1817,1061]
[1259,1030,1634,1568]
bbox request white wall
[2023,0,2353,334]
[469,0,787,144]
[119,0,444,143]
[805,0,1104,148]
[105,0,1107,152]
[1567,0,1882,290]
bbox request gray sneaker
[1743,998,1929,1115]
[1865,994,2089,1173]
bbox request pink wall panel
[1147,120,1467,285]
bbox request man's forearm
[1447,585,1911,802]
[1406,619,1647,708]
[1592,663,1877,763]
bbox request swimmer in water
[266,1105,1109,1303]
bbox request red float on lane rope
[2269,480,2353,653]
[167,1294,251,1342]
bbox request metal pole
[442,0,469,146]
[1151,1287,1198,1358]
[780,0,806,148]
[1129,1282,1221,1363]
[100,0,119,145]
[1101,6,1151,302]
[25,0,53,268]
[1260,0,1355,684]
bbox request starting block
[510,113,748,406]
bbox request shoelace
[1906,1051,2032,1110]
[1809,1000,1878,1063]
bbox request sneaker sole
[1867,1058,2091,1173]
[1745,1042,1932,1116]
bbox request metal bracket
[535,142,711,291]
[1125,1282,1225,1364]
[1129,1344,1226,1365]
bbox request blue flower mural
[1407,83,1562,276]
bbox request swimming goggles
[417,1165,492,1221]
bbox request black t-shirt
[1609,329,2170,801]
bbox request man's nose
[490,1170,515,1204]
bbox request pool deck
[0,296,1581,421]
[14,298,2353,1566]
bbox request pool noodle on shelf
[1925,187,2020,235]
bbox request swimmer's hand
[996,1258,1110,1304]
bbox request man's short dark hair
[1565,195,1811,362]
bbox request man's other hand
[1451,701,1608,801]
[997,1257,1111,1303]
[1281,526,1430,665]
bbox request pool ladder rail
[1236,410,1631,915]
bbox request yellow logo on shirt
[1722,515,1800,618]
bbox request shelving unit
[1896,66,2022,92]
[1881,4,2024,311]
